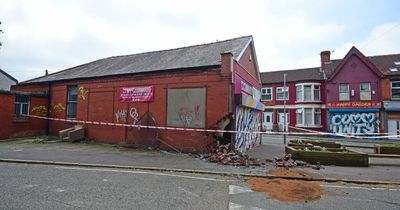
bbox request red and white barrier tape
[288,125,400,139]
[23,114,400,139]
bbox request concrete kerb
[1,158,400,186]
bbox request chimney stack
[320,50,331,70]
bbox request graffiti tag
[330,112,379,134]
[115,107,140,125]
[177,105,201,127]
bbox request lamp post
[283,73,287,144]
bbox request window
[15,95,30,118]
[304,108,312,125]
[296,109,302,125]
[261,87,273,101]
[314,108,321,125]
[295,83,320,102]
[67,86,78,119]
[296,86,302,101]
[296,107,321,127]
[276,87,289,100]
[392,81,400,99]
[339,84,349,101]
[314,86,320,101]
[360,82,371,100]
[304,85,312,101]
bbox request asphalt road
[2,162,400,210]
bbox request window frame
[391,81,400,100]
[276,87,289,101]
[261,87,273,101]
[339,83,350,101]
[66,86,78,119]
[295,107,322,127]
[14,95,30,119]
[360,82,371,101]
[295,83,321,102]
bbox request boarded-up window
[167,88,206,128]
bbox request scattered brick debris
[274,154,323,170]
[246,177,324,202]
[198,144,268,167]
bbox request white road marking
[321,184,400,191]
[229,185,253,194]
[13,150,23,152]
[229,202,267,210]
[55,166,238,182]
[102,179,108,182]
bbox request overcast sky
[0,0,399,82]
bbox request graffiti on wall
[329,112,380,134]
[78,86,88,100]
[235,107,261,153]
[176,105,201,127]
[115,107,140,125]
[31,103,65,116]
[167,88,205,128]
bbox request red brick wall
[13,68,231,152]
[381,78,391,100]
[0,92,48,139]
[237,44,259,82]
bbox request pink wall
[326,54,381,103]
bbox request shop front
[383,101,400,139]
[327,102,381,135]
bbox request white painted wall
[0,72,17,91]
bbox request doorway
[262,112,273,131]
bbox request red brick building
[10,36,263,153]
[0,90,48,139]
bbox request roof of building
[0,69,18,83]
[21,36,253,84]
[261,51,400,84]
[260,67,324,84]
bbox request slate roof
[261,52,400,84]
[0,69,18,83]
[260,67,324,84]
[22,36,253,84]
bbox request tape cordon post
[23,114,400,139]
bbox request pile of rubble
[199,144,266,167]
[274,154,322,170]
[198,144,322,170]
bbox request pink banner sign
[120,86,154,102]
[234,74,252,95]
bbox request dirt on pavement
[246,177,324,202]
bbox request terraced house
[261,46,400,138]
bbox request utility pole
[283,73,287,144]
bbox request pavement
[256,135,400,183]
[1,135,400,183]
